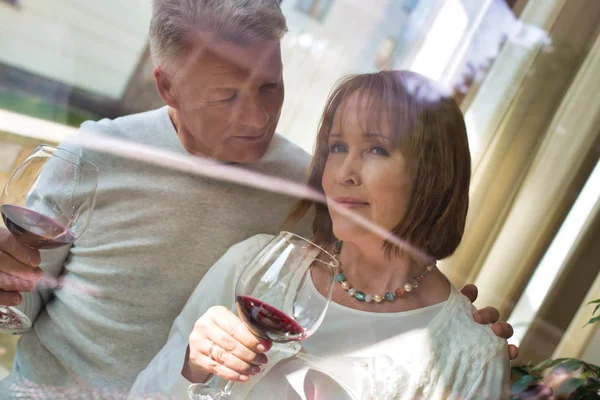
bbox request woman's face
[322,92,414,243]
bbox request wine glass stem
[223,381,235,396]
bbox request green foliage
[0,92,97,127]
[511,299,600,399]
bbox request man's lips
[234,131,268,142]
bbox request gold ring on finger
[208,342,218,361]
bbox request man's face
[165,38,284,163]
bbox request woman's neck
[337,240,429,294]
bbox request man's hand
[0,228,43,306]
[461,284,519,360]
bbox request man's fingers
[0,272,37,293]
[0,250,43,282]
[508,344,519,361]
[460,284,478,303]
[0,290,22,306]
[0,229,40,268]
[491,321,514,340]
[473,306,500,325]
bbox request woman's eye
[330,143,348,153]
[369,146,389,156]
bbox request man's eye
[261,83,279,90]
[218,92,238,102]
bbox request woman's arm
[128,234,273,399]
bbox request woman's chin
[332,224,365,243]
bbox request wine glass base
[0,306,32,334]
[189,384,233,400]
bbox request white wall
[278,0,409,153]
[0,0,152,98]
[583,326,600,365]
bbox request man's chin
[216,146,268,164]
[228,140,272,164]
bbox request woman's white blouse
[129,234,510,399]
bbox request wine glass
[189,231,339,400]
[0,145,98,333]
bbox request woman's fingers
[188,306,272,382]
[203,326,268,366]
[188,349,253,382]
[207,306,270,353]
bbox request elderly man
[0,0,515,397]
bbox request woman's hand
[183,306,271,383]
[461,284,519,360]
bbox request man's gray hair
[150,0,287,72]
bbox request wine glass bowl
[0,145,98,333]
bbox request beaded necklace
[333,240,435,304]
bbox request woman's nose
[336,155,361,186]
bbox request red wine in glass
[236,295,306,343]
[0,145,98,333]
[1,205,75,250]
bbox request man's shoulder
[79,107,169,142]
[257,134,311,182]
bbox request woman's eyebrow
[363,132,391,141]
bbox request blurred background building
[1,0,599,381]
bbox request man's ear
[154,66,179,110]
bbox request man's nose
[238,95,269,129]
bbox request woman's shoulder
[219,234,275,269]
[432,286,508,363]
[225,234,274,256]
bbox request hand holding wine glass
[183,306,271,384]
[0,145,98,333]
[188,232,339,400]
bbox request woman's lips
[333,197,369,209]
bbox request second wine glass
[189,231,339,400]
[0,145,98,333]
